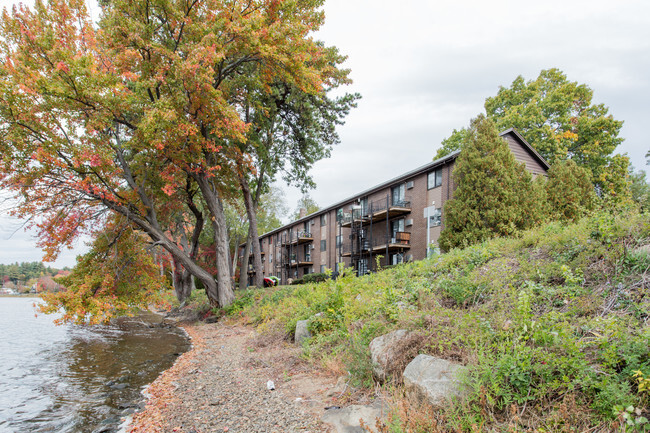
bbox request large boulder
[403,354,464,406]
[294,319,311,345]
[369,329,410,381]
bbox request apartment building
[241,128,549,285]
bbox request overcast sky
[0,0,648,268]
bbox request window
[336,207,343,222]
[336,234,343,248]
[391,218,405,239]
[320,214,327,226]
[391,253,404,265]
[391,184,405,206]
[304,244,311,262]
[429,208,442,227]
[320,240,326,252]
[320,264,326,273]
[428,168,443,189]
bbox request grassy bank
[223,211,650,432]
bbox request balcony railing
[340,196,412,227]
[283,252,313,266]
[340,232,410,256]
[281,230,313,245]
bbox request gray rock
[322,400,386,433]
[294,320,311,345]
[369,329,410,381]
[403,354,464,406]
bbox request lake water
[0,297,190,433]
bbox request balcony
[340,232,410,257]
[372,232,411,253]
[339,197,411,227]
[281,230,313,246]
[340,239,371,257]
[368,197,411,223]
[283,254,313,267]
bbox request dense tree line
[0,261,62,285]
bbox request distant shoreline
[0,294,41,298]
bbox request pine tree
[439,115,543,250]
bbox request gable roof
[499,128,550,171]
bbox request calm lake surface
[0,297,190,433]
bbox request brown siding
[503,133,547,176]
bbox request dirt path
[127,321,342,433]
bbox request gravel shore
[127,322,340,433]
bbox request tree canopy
[0,0,353,311]
[291,193,319,220]
[434,69,629,203]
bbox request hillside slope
[228,212,650,432]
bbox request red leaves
[55,61,69,73]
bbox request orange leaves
[39,217,170,325]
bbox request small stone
[267,380,275,390]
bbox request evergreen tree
[439,115,543,250]
[545,160,596,222]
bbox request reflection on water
[0,298,190,433]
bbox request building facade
[241,129,549,285]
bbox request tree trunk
[238,171,264,287]
[172,257,192,305]
[231,234,240,285]
[195,174,234,307]
[239,232,252,290]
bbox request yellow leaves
[558,130,578,141]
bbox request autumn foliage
[0,0,352,313]
[38,218,170,324]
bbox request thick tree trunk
[238,172,264,287]
[195,174,234,307]
[172,258,192,305]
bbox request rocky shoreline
[125,321,351,432]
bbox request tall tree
[0,0,351,309]
[235,80,358,287]
[435,69,629,203]
[629,167,650,212]
[438,115,544,250]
